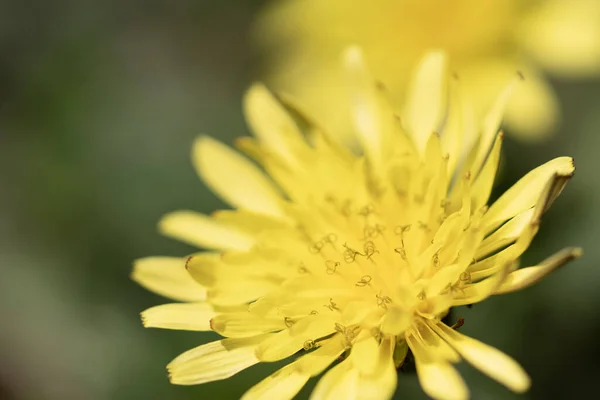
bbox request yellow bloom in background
[254,0,600,143]
[133,49,581,400]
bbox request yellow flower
[133,49,581,400]
[254,0,600,143]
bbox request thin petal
[495,247,583,295]
[441,77,477,177]
[192,136,284,216]
[427,228,485,298]
[210,312,287,337]
[403,51,447,153]
[415,361,468,400]
[413,322,461,364]
[241,362,309,400]
[355,337,397,400]
[131,256,205,302]
[243,83,306,167]
[469,219,539,282]
[452,262,512,306]
[186,253,287,307]
[344,46,398,170]
[185,251,289,293]
[470,76,518,176]
[167,336,266,385]
[350,335,380,375]
[408,328,467,400]
[212,209,293,234]
[409,330,467,400]
[423,131,444,174]
[184,252,222,287]
[141,302,215,331]
[470,132,503,211]
[431,322,530,393]
[379,306,411,336]
[475,208,534,261]
[256,316,336,362]
[159,211,255,251]
[208,281,280,307]
[310,357,359,400]
[295,334,346,376]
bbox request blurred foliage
[0,1,599,399]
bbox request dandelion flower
[254,0,600,143]
[133,49,581,400]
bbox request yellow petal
[255,315,336,362]
[403,51,447,153]
[518,0,600,77]
[423,131,444,174]
[469,219,539,282]
[426,263,468,299]
[208,280,280,308]
[344,46,397,170]
[296,334,345,376]
[185,247,290,300]
[427,229,484,298]
[350,335,379,375]
[185,251,289,297]
[195,255,287,308]
[192,136,284,216]
[452,262,511,306]
[431,322,531,393]
[483,157,574,232]
[243,83,306,167]
[416,361,468,400]
[441,77,477,177]
[460,59,557,142]
[414,322,460,364]
[379,306,411,336]
[408,333,468,400]
[241,362,309,400]
[159,210,255,251]
[531,171,576,225]
[341,300,382,326]
[470,132,503,211]
[141,302,215,331]
[167,336,266,385]
[310,358,359,400]
[184,252,222,287]
[131,256,205,302]
[495,247,583,295]
[212,209,293,234]
[355,337,397,400]
[470,76,518,176]
[475,208,534,261]
[210,312,286,337]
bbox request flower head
[133,49,581,400]
[254,0,600,142]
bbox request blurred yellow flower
[254,0,600,143]
[133,49,581,400]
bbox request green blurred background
[0,1,599,399]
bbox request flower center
[287,192,476,337]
